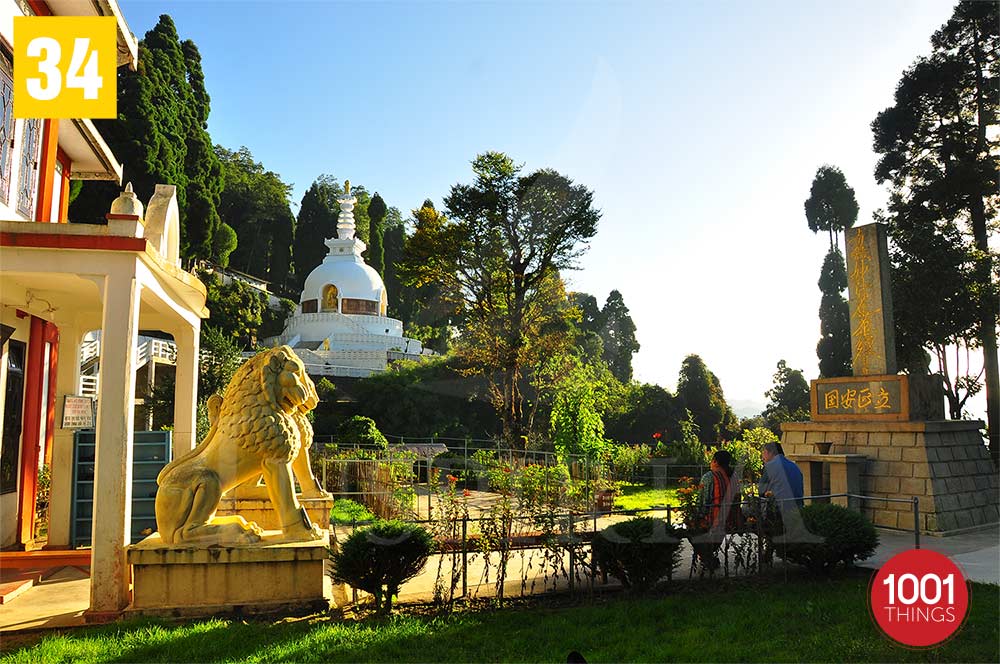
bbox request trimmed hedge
[331,520,433,614]
[775,503,878,572]
[592,516,682,591]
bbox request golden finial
[344,180,351,195]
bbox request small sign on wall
[62,394,95,428]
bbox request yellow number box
[14,16,117,119]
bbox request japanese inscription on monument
[845,223,896,376]
[810,223,911,421]
[811,375,908,421]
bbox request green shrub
[775,503,878,572]
[331,520,434,614]
[592,516,682,591]
[337,415,389,450]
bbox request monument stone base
[215,495,334,530]
[781,420,999,534]
[126,532,331,618]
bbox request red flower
[652,432,662,439]
[447,475,458,483]
[502,466,511,473]
[463,489,471,497]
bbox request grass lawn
[614,483,680,511]
[329,499,377,525]
[3,572,996,663]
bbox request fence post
[462,515,468,597]
[912,496,920,550]
[568,511,575,592]
[322,457,327,490]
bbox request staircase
[78,335,179,397]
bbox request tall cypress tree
[805,165,858,378]
[367,192,387,277]
[69,15,222,266]
[816,248,852,377]
[599,290,640,382]
[292,176,341,292]
[181,39,224,263]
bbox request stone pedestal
[787,453,867,508]
[126,532,330,617]
[215,495,334,530]
[781,420,999,534]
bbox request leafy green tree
[70,15,223,265]
[817,247,852,377]
[604,382,683,446]
[402,153,600,447]
[202,273,265,348]
[872,0,999,456]
[805,166,857,378]
[676,354,738,443]
[599,290,640,382]
[215,146,295,289]
[763,360,811,436]
[367,193,387,277]
[399,200,457,354]
[550,359,610,461]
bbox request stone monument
[782,223,998,534]
[126,346,332,617]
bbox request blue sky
[119,0,975,416]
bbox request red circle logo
[870,549,969,647]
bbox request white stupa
[265,181,428,376]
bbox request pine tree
[367,192,387,277]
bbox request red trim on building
[16,317,45,544]
[26,1,53,17]
[0,232,146,252]
[36,120,59,222]
[43,323,58,467]
[55,148,71,223]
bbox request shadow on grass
[4,572,998,663]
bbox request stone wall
[781,421,998,534]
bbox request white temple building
[264,183,429,377]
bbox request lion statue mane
[154,346,328,545]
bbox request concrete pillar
[171,322,200,460]
[46,324,82,548]
[87,273,140,618]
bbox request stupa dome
[302,257,384,303]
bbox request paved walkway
[2,525,996,634]
[858,525,999,584]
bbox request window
[341,299,379,315]
[301,299,318,314]
[16,118,41,218]
[0,49,13,205]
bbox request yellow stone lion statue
[155,346,328,545]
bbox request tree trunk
[969,17,999,464]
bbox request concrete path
[858,525,999,585]
[0,566,89,632]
